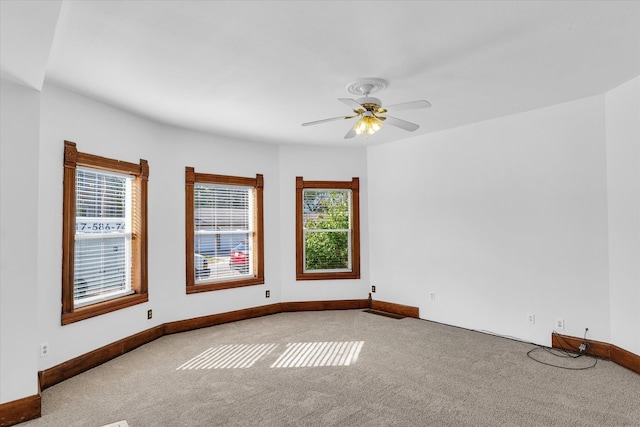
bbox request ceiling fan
[302,78,431,139]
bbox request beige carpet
[23,310,640,426]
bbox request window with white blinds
[74,167,133,307]
[62,141,148,324]
[185,168,264,293]
[194,183,254,282]
[302,189,352,272]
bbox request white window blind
[74,167,133,307]
[302,189,352,272]
[194,183,254,281]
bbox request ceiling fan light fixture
[301,77,428,139]
[354,115,383,136]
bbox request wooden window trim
[296,176,361,281]
[62,141,148,325]
[185,168,264,293]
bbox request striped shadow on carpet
[176,343,279,370]
[271,341,364,368]
[176,341,364,370]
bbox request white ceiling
[2,1,639,146]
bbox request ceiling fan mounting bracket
[346,78,388,97]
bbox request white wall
[606,76,640,355]
[278,145,370,302]
[1,81,40,403]
[36,84,279,369]
[368,94,611,346]
[35,83,369,372]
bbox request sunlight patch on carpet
[270,341,364,368]
[176,343,278,370]
[101,421,129,427]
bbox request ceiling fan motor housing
[356,96,382,105]
[357,97,382,109]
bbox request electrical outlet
[555,318,564,330]
[265,290,270,298]
[527,313,535,325]
[429,292,436,301]
[147,309,152,320]
[371,285,376,293]
[40,343,49,358]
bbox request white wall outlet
[429,292,436,300]
[555,318,564,330]
[527,313,535,325]
[40,343,49,358]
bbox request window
[62,141,148,325]
[296,177,360,280]
[185,168,264,293]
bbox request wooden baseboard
[610,345,640,375]
[0,395,40,427]
[551,333,640,374]
[551,333,611,359]
[164,303,282,335]
[40,325,164,391]
[166,300,372,335]
[281,299,368,312]
[370,299,419,318]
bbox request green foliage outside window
[304,191,350,271]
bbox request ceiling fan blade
[338,98,365,111]
[384,115,420,132]
[301,116,350,127]
[344,128,356,139]
[383,100,431,112]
